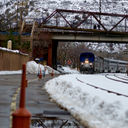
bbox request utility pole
[99,0,101,21]
[15,1,28,30]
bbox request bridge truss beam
[40,9,128,33]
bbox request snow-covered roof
[104,58,128,64]
[0,47,28,56]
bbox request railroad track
[31,74,128,127]
[105,74,128,84]
[76,76,128,98]
[114,74,128,81]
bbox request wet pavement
[0,75,21,128]
[0,74,82,128]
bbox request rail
[114,74,128,81]
[105,74,128,84]
[76,77,128,98]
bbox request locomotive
[80,52,128,73]
[80,52,95,73]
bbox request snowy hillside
[1,0,128,16]
[0,0,128,53]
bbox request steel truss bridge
[1,9,128,42]
[40,9,128,33]
[36,9,128,43]
[1,9,128,68]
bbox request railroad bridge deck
[1,26,128,43]
[39,26,128,42]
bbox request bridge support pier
[52,40,58,70]
[48,44,52,67]
[48,40,58,69]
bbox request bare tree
[57,42,90,68]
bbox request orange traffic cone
[39,68,42,79]
[12,64,31,128]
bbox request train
[79,52,128,74]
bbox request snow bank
[46,65,60,74]
[45,74,128,128]
[57,65,80,74]
[0,70,22,75]
[26,61,59,74]
[0,60,60,75]
[62,66,79,74]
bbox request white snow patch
[26,61,59,75]
[0,47,28,55]
[45,74,128,128]
[0,70,22,75]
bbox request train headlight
[85,59,89,64]
[90,63,93,65]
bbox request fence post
[12,64,31,128]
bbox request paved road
[0,74,21,128]
[0,74,82,128]
[25,75,77,128]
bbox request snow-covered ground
[1,61,128,128]
[44,73,128,128]
[57,65,79,74]
[0,70,22,75]
[0,61,78,75]
[26,61,78,75]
